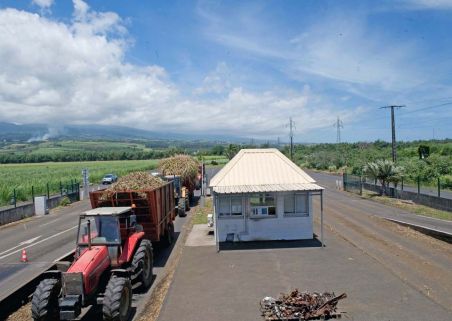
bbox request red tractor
[31,207,154,321]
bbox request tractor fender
[110,269,130,278]
[41,270,62,279]
[119,231,145,263]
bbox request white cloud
[400,0,452,9]
[0,6,175,127]
[199,6,425,93]
[32,0,54,9]
[195,62,231,95]
[0,2,363,139]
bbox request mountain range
[0,122,248,143]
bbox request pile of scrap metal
[260,289,347,320]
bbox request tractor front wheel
[102,276,132,321]
[132,239,153,290]
[31,278,61,321]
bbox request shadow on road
[219,237,323,251]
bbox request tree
[363,160,403,196]
[225,144,239,160]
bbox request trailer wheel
[102,276,132,321]
[163,222,175,246]
[31,278,61,321]
[178,198,186,217]
[185,196,190,211]
[132,239,153,290]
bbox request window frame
[217,195,243,218]
[284,192,309,217]
[249,193,277,218]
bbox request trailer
[89,180,176,244]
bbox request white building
[210,149,324,246]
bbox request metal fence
[3,180,80,208]
[343,173,452,212]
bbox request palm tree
[363,160,403,196]
[225,144,239,160]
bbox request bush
[442,175,452,189]
[59,196,71,206]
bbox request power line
[398,101,452,116]
[380,105,405,162]
[333,117,344,143]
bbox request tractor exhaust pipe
[87,219,91,250]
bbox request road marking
[0,226,77,260]
[0,236,42,256]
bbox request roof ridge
[209,149,245,186]
[273,149,316,182]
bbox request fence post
[417,177,420,195]
[60,181,63,196]
[401,177,404,191]
[32,186,35,203]
[13,188,17,208]
[343,172,346,191]
[360,175,363,196]
[46,183,50,200]
[438,177,440,198]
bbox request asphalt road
[0,200,89,302]
[307,170,452,235]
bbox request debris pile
[158,155,199,182]
[260,290,347,320]
[102,172,165,199]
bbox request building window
[250,193,276,216]
[284,193,308,216]
[218,196,243,217]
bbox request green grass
[192,198,213,225]
[199,155,229,165]
[361,191,452,221]
[0,159,158,206]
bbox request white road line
[0,225,77,260]
[0,235,42,256]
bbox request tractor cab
[76,207,139,267]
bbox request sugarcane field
[1,1,452,321]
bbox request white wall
[215,192,313,242]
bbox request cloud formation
[0,1,357,139]
[32,0,54,9]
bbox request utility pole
[286,117,295,160]
[380,105,405,162]
[333,117,344,143]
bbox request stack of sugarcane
[260,289,347,320]
[102,171,165,199]
[158,155,200,187]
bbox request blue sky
[0,0,451,142]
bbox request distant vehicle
[102,174,118,184]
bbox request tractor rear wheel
[178,198,186,217]
[102,276,132,321]
[31,278,61,321]
[132,239,153,290]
